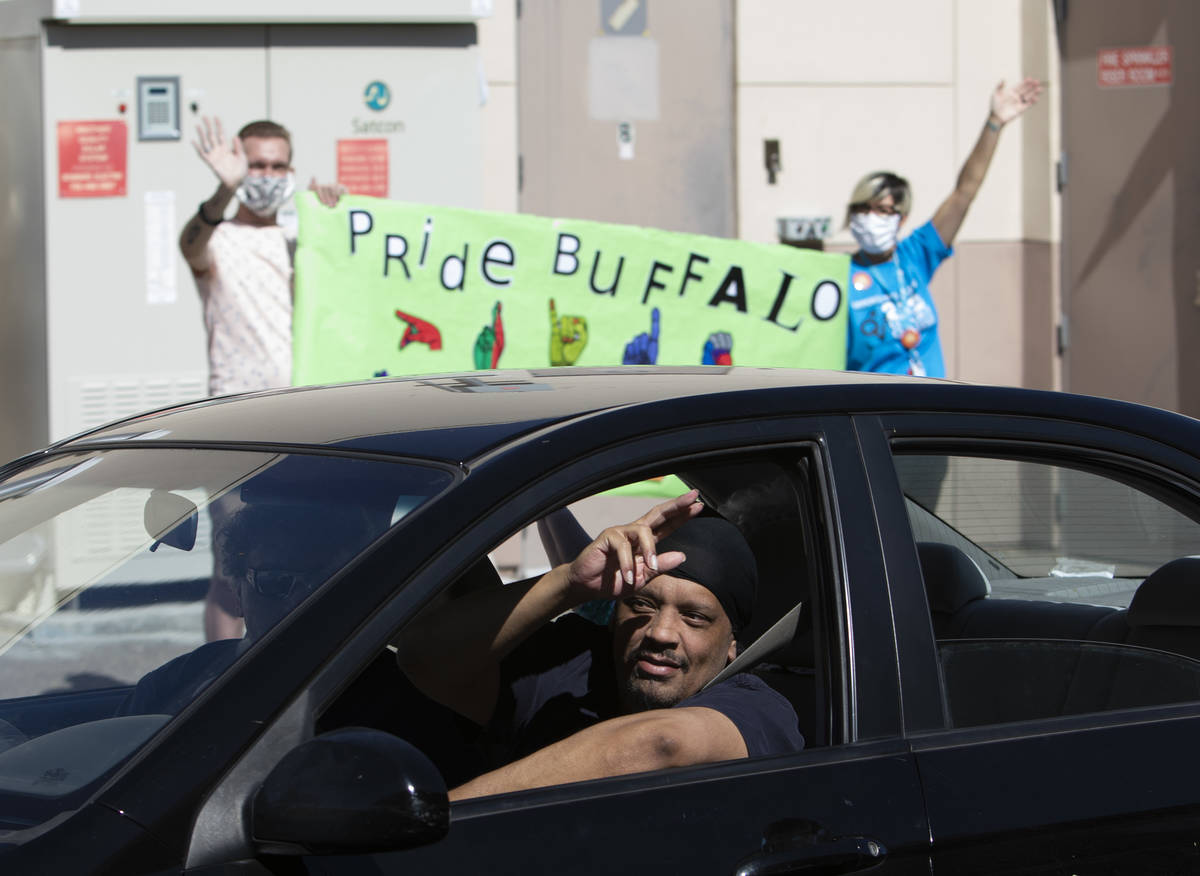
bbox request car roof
[42,367,1200,465]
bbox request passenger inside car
[117,501,368,717]
[396,490,804,799]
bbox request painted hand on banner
[473,302,505,369]
[192,116,247,190]
[622,308,660,365]
[396,309,443,351]
[702,332,733,366]
[549,299,588,366]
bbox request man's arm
[448,705,746,801]
[931,77,1042,247]
[179,188,235,275]
[179,117,246,274]
[395,491,703,725]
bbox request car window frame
[180,413,911,867]
[871,413,1200,870]
[863,410,1200,740]
[74,448,465,859]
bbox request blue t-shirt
[489,614,804,762]
[846,220,952,377]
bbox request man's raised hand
[563,490,703,601]
[192,117,247,191]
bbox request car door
[183,416,935,874]
[857,410,1200,874]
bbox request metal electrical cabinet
[0,0,491,602]
[0,1,491,467]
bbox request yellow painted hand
[549,298,588,366]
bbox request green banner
[292,195,848,384]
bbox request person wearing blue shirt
[846,77,1043,377]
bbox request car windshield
[0,447,451,838]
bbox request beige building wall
[477,0,520,213]
[736,0,1061,388]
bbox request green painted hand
[473,302,505,370]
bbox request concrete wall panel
[737,0,953,85]
[736,85,956,246]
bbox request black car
[2,367,1200,874]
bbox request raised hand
[473,302,505,369]
[549,298,588,366]
[623,308,660,364]
[192,117,247,191]
[701,331,733,366]
[990,77,1042,125]
[563,491,704,601]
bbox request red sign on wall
[58,120,127,197]
[1098,45,1173,88]
[337,139,389,198]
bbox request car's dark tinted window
[0,448,451,837]
[895,452,1200,728]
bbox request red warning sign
[58,120,127,198]
[337,139,389,198]
[1098,46,1173,88]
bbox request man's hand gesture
[308,177,348,208]
[563,490,703,601]
[192,117,247,191]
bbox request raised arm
[449,704,746,800]
[931,77,1042,247]
[396,491,703,725]
[179,117,247,274]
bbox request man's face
[236,529,334,640]
[241,136,292,178]
[611,574,737,712]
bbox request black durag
[656,516,757,632]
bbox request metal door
[1058,0,1200,416]
[517,0,736,236]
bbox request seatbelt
[703,602,804,689]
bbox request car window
[897,455,1200,596]
[319,449,836,799]
[895,452,1200,728]
[0,448,452,834]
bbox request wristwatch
[198,201,224,226]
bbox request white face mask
[236,172,295,218]
[849,212,901,254]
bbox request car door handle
[735,831,887,876]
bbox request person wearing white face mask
[845,77,1042,377]
[179,116,345,642]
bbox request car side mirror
[143,489,198,552]
[252,727,449,855]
